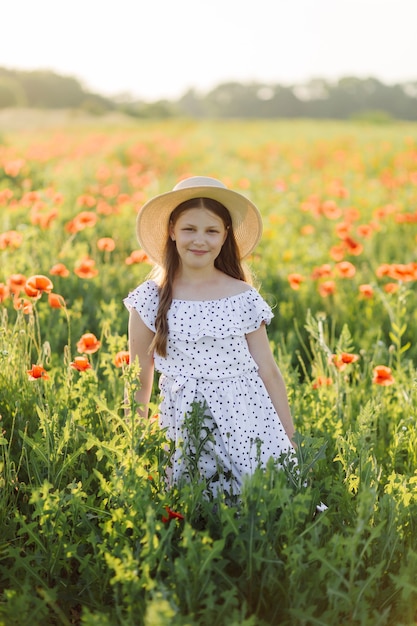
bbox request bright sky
[1,0,416,101]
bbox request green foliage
[1,119,417,624]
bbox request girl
[124,176,296,496]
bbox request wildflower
[74,257,98,279]
[344,236,363,256]
[312,376,333,389]
[0,230,23,250]
[0,283,10,303]
[125,249,151,265]
[4,159,25,177]
[356,224,374,238]
[97,237,116,252]
[76,194,96,208]
[48,293,66,308]
[114,351,130,367]
[50,263,70,277]
[321,200,342,220]
[318,280,336,297]
[7,274,26,295]
[70,356,92,371]
[27,364,49,380]
[162,506,184,523]
[311,264,333,280]
[329,243,346,262]
[0,188,13,204]
[300,224,315,236]
[335,261,356,278]
[359,284,374,299]
[24,275,54,298]
[372,365,395,386]
[72,211,97,231]
[76,332,101,354]
[330,352,359,371]
[13,296,33,314]
[287,273,304,290]
[383,282,399,294]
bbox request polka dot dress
[124,279,293,494]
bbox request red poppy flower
[359,284,374,299]
[7,274,27,295]
[318,280,336,297]
[161,506,184,523]
[335,261,356,278]
[27,364,49,380]
[125,249,151,265]
[50,263,70,277]
[97,237,116,252]
[76,332,101,354]
[72,211,97,232]
[287,273,304,290]
[0,283,10,303]
[24,275,54,298]
[312,376,333,389]
[74,257,98,279]
[114,351,130,367]
[70,356,92,371]
[372,365,395,386]
[0,230,23,250]
[330,352,359,371]
[13,296,33,314]
[48,293,66,309]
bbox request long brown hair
[150,197,249,357]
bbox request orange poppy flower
[4,159,25,177]
[114,350,130,367]
[0,230,23,250]
[356,224,374,238]
[161,506,184,523]
[300,224,315,236]
[344,236,363,256]
[287,273,305,290]
[0,283,10,303]
[359,284,374,299]
[321,200,342,220]
[74,257,98,279]
[318,280,336,297]
[0,188,13,204]
[76,332,101,354]
[311,264,333,280]
[329,243,346,262]
[50,263,70,277]
[76,194,96,208]
[372,365,395,386]
[312,376,333,389]
[383,282,399,294]
[24,275,54,298]
[335,261,356,278]
[7,274,27,295]
[13,296,33,314]
[48,293,66,309]
[97,237,116,252]
[376,263,392,278]
[330,352,359,370]
[27,364,49,380]
[72,211,98,232]
[125,249,151,265]
[70,356,92,371]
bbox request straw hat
[136,176,263,265]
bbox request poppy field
[1,115,417,625]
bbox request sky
[1,0,417,101]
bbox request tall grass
[0,118,417,624]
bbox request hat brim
[136,186,263,265]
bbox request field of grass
[1,115,417,625]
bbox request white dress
[124,279,293,495]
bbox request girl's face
[169,207,228,270]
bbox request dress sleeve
[240,288,274,334]
[123,280,159,332]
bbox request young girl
[124,176,296,496]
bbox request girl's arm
[246,323,296,445]
[127,309,155,417]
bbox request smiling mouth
[189,249,208,254]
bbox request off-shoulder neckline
[146,280,254,304]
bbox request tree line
[1,66,416,121]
